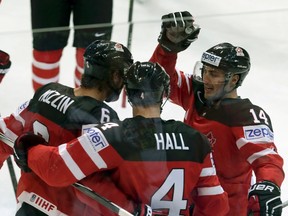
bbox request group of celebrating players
[0,10,285,216]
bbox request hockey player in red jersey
[0,40,138,215]
[0,50,11,84]
[149,11,285,216]
[14,61,230,215]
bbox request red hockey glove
[13,133,46,172]
[158,11,200,53]
[133,204,167,216]
[248,181,282,216]
[0,50,11,83]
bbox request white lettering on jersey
[38,89,74,114]
[17,191,68,216]
[155,133,189,150]
[243,124,274,142]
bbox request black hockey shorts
[31,0,113,50]
[16,202,47,216]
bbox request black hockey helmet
[125,61,170,106]
[201,42,250,87]
[83,40,133,80]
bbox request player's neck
[132,105,161,118]
[74,87,106,101]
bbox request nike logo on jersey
[95,32,106,37]
[155,133,189,150]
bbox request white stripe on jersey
[200,167,216,177]
[247,148,278,164]
[197,185,224,196]
[175,68,182,88]
[236,137,273,149]
[79,134,107,169]
[58,144,86,180]
[0,119,18,143]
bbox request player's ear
[231,74,239,86]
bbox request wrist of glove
[0,50,11,75]
[158,11,200,53]
[248,180,282,216]
[13,133,46,172]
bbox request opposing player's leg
[31,0,71,91]
[72,0,113,87]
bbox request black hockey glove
[13,133,46,172]
[158,11,200,53]
[0,50,11,83]
[248,181,282,216]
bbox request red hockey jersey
[149,45,285,215]
[27,116,229,215]
[0,82,134,215]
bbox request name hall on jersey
[155,133,189,150]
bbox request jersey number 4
[151,169,187,215]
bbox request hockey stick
[282,199,288,208]
[247,199,288,216]
[0,132,133,216]
[121,0,135,108]
[6,156,18,197]
[0,132,18,197]
[72,183,133,216]
[0,131,13,148]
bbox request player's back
[85,115,220,215]
[15,82,119,215]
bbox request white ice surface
[1,0,288,215]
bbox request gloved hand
[248,181,282,216]
[0,50,11,83]
[133,204,167,216]
[13,133,46,172]
[158,11,200,53]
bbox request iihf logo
[30,194,37,202]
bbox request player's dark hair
[125,61,170,107]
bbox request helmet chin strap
[105,79,123,102]
[207,80,236,106]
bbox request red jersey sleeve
[232,125,284,187]
[28,126,124,187]
[149,44,194,111]
[0,101,30,167]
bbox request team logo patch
[86,127,109,152]
[235,47,244,56]
[114,43,125,52]
[205,131,216,148]
[243,125,274,142]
